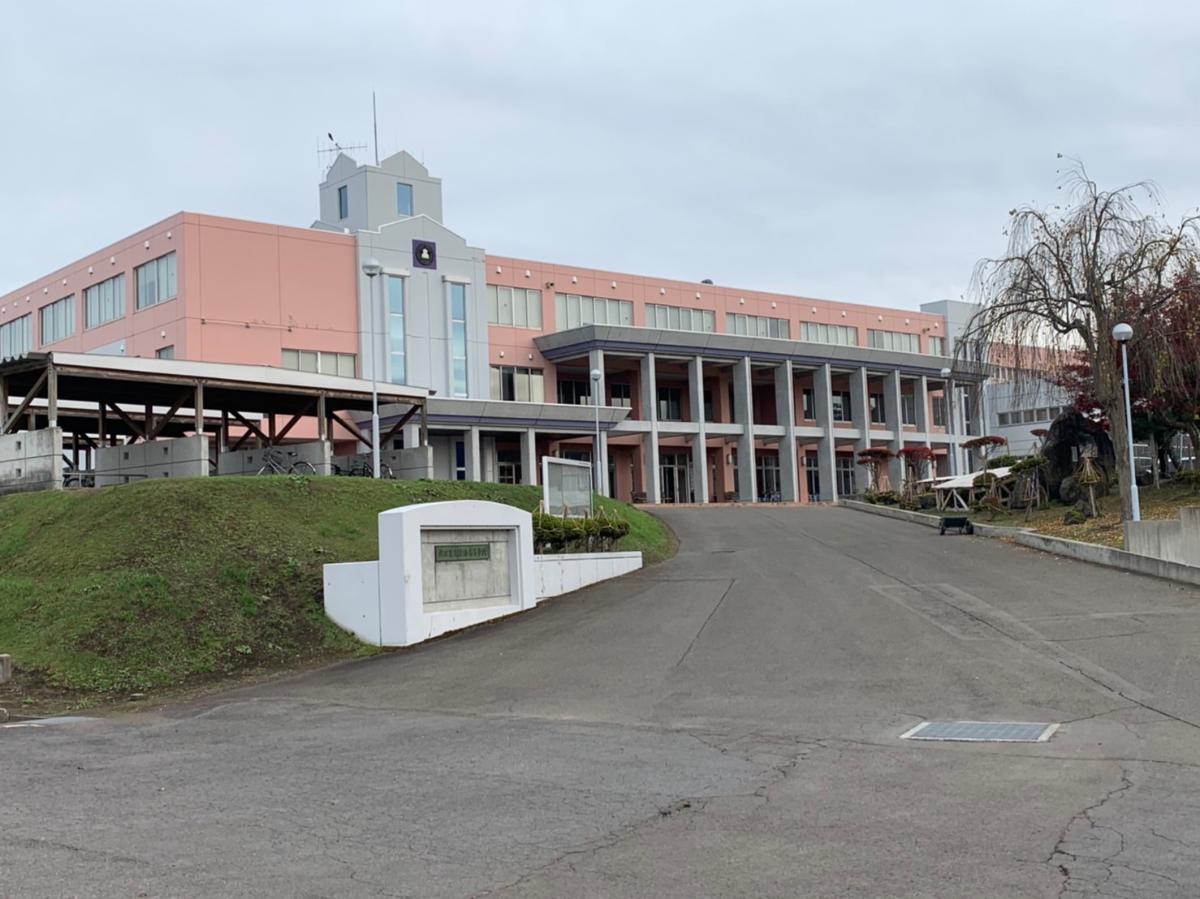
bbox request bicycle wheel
[291,461,317,476]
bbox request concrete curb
[840,499,1200,588]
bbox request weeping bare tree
[957,159,1200,521]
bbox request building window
[155,345,175,360]
[800,322,858,346]
[867,329,920,354]
[40,295,75,346]
[703,388,715,422]
[657,386,683,421]
[932,397,947,427]
[135,252,177,310]
[454,440,466,480]
[85,273,125,328]
[609,382,632,408]
[558,379,592,405]
[831,390,852,422]
[928,335,946,356]
[490,365,544,402]
[727,313,790,339]
[554,293,633,330]
[282,348,357,377]
[487,286,543,329]
[901,394,916,425]
[645,303,716,333]
[337,185,348,219]
[0,314,33,360]
[396,182,413,216]
[869,392,886,424]
[387,274,406,384]
[835,456,856,496]
[449,282,468,397]
[802,387,815,420]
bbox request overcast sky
[4,1,1200,310]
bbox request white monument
[323,500,537,647]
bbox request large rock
[1042,413,1115,501]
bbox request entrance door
[756,452,781,502]
[659,452,692,503]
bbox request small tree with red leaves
[961,435,1009,465]
[897,446,936,484]
[856,447,894,492]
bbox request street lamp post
[940,367,957,477]
[590,368,602,511]
[361,257,383,479]
[1112,322,1140,522]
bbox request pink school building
[0,151,982,503]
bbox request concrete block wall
[217,440,333,476]
[1125,508,1200,566]
[0,428,64,495]
[534,551,643,599]
[331,446,434,480]
[95,436,210,487]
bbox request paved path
[7,506,1200,897]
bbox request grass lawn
[0,477,672,712]
[967,479,1199,549]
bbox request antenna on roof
[317,132,368,176]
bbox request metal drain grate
[900,721,1059,743]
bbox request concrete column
[915,375,930,438]
[402,421,420,448]
[521,428,538,486]
[850,366,871,491]
[317,394,328,441]
[732,355,756,502]
[883,370,904,490]
[194,383,205,435]
[639,353,661,503]
[465,426,482,482]
[47,366,58,429]
[774,360,799,502]
[688,356,710,504]
[814,363,838,502]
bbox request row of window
[997,405,1072,426]
[282,348,357,377]
[490,365,546,403]
[492,287,939,351]
[555,293,635,329]
[728,313,790,339]
[799,322,859,346]
[9,254,178,354]
[487,285,543,328]
[0,314,32,360]
[645,303,716,333]
[867,328,920,354]
[384,274,469,396]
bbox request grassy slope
[968,480,1198,549]
[0,478,671,700]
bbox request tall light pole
[362,257,383,479]
[590,367,602,509]
[940,367,957,477]
[1113,322,1140,522]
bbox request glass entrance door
[659,452,692,503]
[756,452,781,502]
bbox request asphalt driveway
[6,505,1200,897]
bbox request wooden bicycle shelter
[0,352,430,453]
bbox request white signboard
[542,456,593,518]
